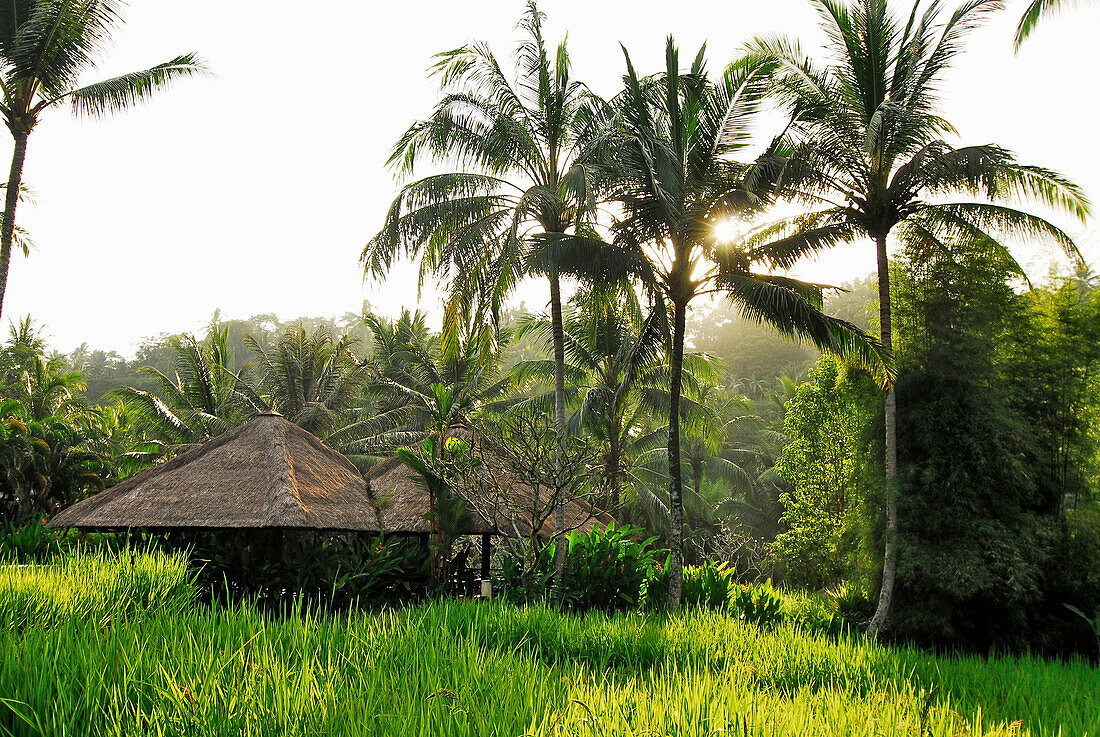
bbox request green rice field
[0,551,1096,736]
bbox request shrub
[683,560,737,609]
[828,582,875,630]
[0,521,126,563]
[642,560,737,611]
[730,580,785,627]
[556,523,662,612]
[0,520,63,562]
[503,523,663,612]
[496,540,555,605]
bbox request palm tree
[364,312,511,452]
[362,2,615,587]
[0,0,206,318]
[680,381,756,505]
[0,315,85,420]
[16,353,85,420]
[241,323,373,442]
[1015,0,1094,49]
[747,0,1090,636]
[511,286,675,510]
[606,39,881,609]
[112,327,249,456]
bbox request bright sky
[5,0,1098,356]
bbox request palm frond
[60,53,208,117]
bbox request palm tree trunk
[548,265,568,600]
[667,298,687,610]
[0,131,29,322]
[868,232,897,639]
[608,425,621,511]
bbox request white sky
[4,0,1099,356]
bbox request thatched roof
[48,413,378,532]
[363,428,615,540]
[49,415,615,540]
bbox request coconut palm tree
[362,311,511,455]
[747,0,1090,636]
[0,0,206,319]
[362,1,611,426]
[241,323,373,442]
[362,2,618,586]
[15,353,85,420]
[606,39,882,609]
[511,287,678,510]
[112,327,249,456]
[1015,0,1094,49]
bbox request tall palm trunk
[608,418,621,511]
[0,131,29,321]
[868,232,897,638]
[548,265,569,598]
[666,296,687,610]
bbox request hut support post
[480,534,491,581]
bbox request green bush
[0,521,127,563]
[497,541,555,605]
[642,560,738,611]
[683,560,737,609]
[828,582,875,630]
[0,520,63,562]
[502,523,663,612]
[557,523,662,612]
[730,580,785,627]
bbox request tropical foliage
[0,0,1097,668]
[746,0,1089,636]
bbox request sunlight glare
[713,219,748,244]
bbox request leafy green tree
[67,344,132,406]
[605,39,879,608]
[890,241,1064,650]
[1005,273,1100,516]
[749,0,1089,635]
[0,0,205,318]
[772,355,880,590]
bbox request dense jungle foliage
[2,260,1099,656]
[0,0,1098,669]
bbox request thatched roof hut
[48,413,378,532]
[48,414,613,541]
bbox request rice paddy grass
[0,551,1095,736]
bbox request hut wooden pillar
[480,533,492,580]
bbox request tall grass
[0,552,1095,736]
[0,548,194,631]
